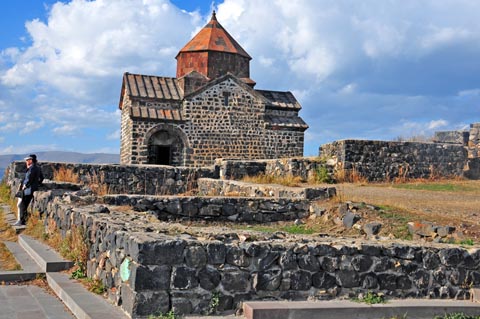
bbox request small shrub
[310,165,334,184]
[353,291,385,304]
[71,262,87,279]
[53,166,80,183]
[334,166,368,184]
[459,238,475,246]
[84,278,106,295]
[206,291,220,315]
[148,310,178,319]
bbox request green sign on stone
[120,258,131,282]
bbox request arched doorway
[145,125,189,166]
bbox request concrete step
[18,234,74,272]
[0,240,44,282]
[1,204,26,233]
[47,272,129,319]
[243,299,480,319]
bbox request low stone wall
[217,158,324,181]
[320,140,467,181]
[197,178,336,200]
[35,192,478,317]
[101,194,311,223]
[5,161,217,195]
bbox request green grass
[458,238,475,246]
[393,183,477,192]
[353,291,386,304]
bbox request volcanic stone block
[297,254,320,272]
[172,266,199,289]
[185,245,207,268]
[206,242,226,265]
[290,270,312,291]
[130,264,171,290]
[312,272,336,289]
[253,269,282,291]
[198,266,221,290]
[221,268,250,292]
[336,270,360,288]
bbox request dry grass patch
[242,173,303,187]
[53,166,80,183]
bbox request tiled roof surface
[265,115,309,130]
[256,90,301,110]
[177,11,251,59]
[130,106,183,122]
[123,73,183,100]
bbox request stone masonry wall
[468,123,480,158]
[5,161,480,317]
[218,158,325,181]
[101,194,311,223]
[182,78,266,166]
[120,95,134,165]
[320,140,467,181]
[197,178,336,200]
[34,193,477,317]
[5,161,216,195]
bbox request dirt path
[337,183,480,239]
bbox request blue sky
[1,0,479,157]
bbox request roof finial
[211,10,217,21]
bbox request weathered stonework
[29,192,479,317]
[320,140,467,181]
[6,160,480,317]
[197,178,336,200]
[119,13,307,167]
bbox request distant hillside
[0,151,119,180]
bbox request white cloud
[52,124,80,136]
[1,0,480,155]
[106,129,120,140]
[20,120,44,135]
[338,83,357,95]
[427,119,448,130]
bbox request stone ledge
[197,178,336,200]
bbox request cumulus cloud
[1,0,480,155]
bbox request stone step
[18,234,74,272]
[243,299,480,319]
[2,204,27,233]
[47,272,129,319]
[3,241,42,273]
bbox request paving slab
[2,204,26,233]
[0,285,75,319]
[19,234,74,272]
[47,272,130,319]
[243,299,480,319]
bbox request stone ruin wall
[5,161,217,196]
[5,160,480,317]
[30,191,480,317]
[320,140,468,182]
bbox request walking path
[0,204,129,319]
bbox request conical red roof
[177,11,251,59]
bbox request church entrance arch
[145,124,189,166]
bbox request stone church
[119,12,308,167]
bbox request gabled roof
[256,90,302,110]
[119,72,183,109]
[176,11,251,59]
[183,72,264,101]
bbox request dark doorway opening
[153,145,171,165]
